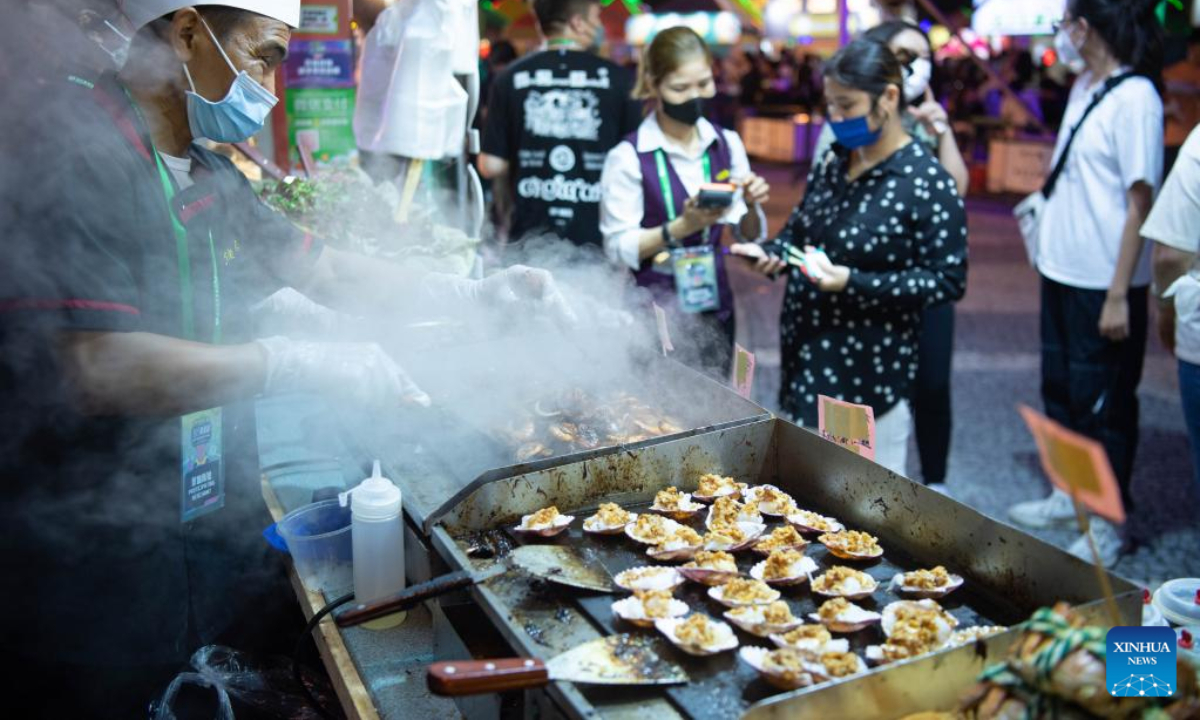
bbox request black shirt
[0,72,321,675]
[482,48,642,246]
[766,141,968,426]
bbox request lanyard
[129,91,221,343]
[653,149,711,223]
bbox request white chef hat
[122,0,301,30]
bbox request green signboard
[285,87,357,167]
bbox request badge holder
[181,408,225,522]
[672,245,720,314]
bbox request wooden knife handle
[336,570,476,628]
[427,658,550,696]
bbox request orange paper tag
[731,344,756,399]
[817,395,875,461]
[1018,405,1126,524]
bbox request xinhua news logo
[1106,626,1177,697]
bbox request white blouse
[599,114,766,270]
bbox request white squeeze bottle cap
[341,461,401,521]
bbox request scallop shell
[613,566,685,593]
[582,512,637,536]
[655,616,740,656]
[677,566,741,586]
[751,537,810,557]
[810,571,880,601]
[611,595,689,628]
[692,482,749,504]
[739,646,815,691]
[768,629,851,656]
[705,504,763,530]
[786,510,846,535]
[514,513,574,537]
[624,516,686,545]
[649,502,704,522]
[879,600,958,640]
[888,571,964,599]
[744,485,798,517]
[703,522,767,553]
[723,606,805,637]
[808,602,882,633]
[749,556,820,587]
[707,582,782,608]
[647,542,702,562]
[805,652,869,683]
[818,533,884,561]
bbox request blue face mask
[184,19,278,143]
[829,114,882,151]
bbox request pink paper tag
[1018,405,1126,524]
[817,395,876,461]
[654,303,674,355]
[731,343,756,399]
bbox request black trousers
[1040,277,1148,507]
[913,302,955,485]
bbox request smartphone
[696,182,736,209]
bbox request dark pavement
[731,163,1198,586]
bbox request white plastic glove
[256,336,430,408]
[251,288,362,339]
[422,265,579,327]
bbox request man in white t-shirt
[1007,5,1164,568]
[1141,125,1200,499]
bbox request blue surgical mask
[184,18,278,143]
[829,114,882,150]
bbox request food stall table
[257,394,462,720]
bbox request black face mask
[662,97,705,126]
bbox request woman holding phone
[600,26,777,376]
[758,38,968,475]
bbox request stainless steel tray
[429,418,1139,719]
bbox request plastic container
[342,461,406,629]
[1153,578,1200,627]
[276,499,353,597]
[1177,626,1199,670]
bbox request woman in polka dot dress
[759,38,968,475]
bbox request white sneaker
[1067,518,1125,568]
[926,482,951,497]
[1007,488,1077,529]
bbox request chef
[0,0,573,714]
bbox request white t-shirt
[1141,126,1200,364]
[1037,69,1163,290]
[599,115,765,270]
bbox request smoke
[0,0,747,682]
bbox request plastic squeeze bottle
[344,460,406,629]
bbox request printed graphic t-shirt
[482,48,642,247]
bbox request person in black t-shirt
[478,0,642,248]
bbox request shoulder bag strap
[1042,71,1135,199]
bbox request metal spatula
[427,634,689,696]
[509,544,614,592]
[336,544,612,627]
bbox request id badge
[672,246,721,314]
[180,408,225,523]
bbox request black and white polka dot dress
[767,140,968,426]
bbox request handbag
[1014,72,1135,267]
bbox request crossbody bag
[1014,71,1135,267]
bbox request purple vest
[628,125,734,321]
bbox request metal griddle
[427,417,1141,720]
